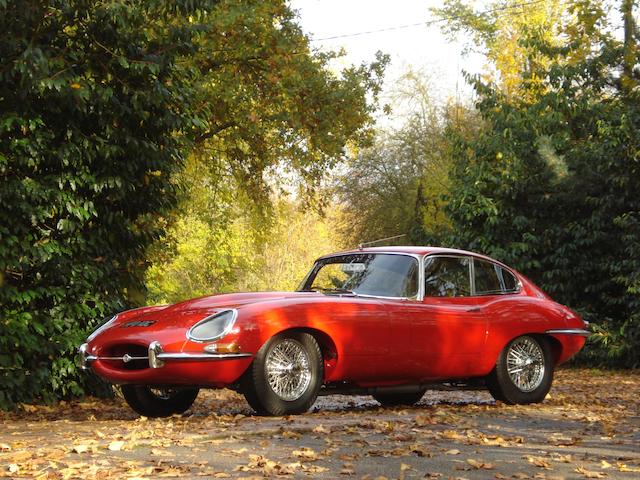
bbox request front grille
[104,344,149,370]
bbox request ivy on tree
[0,0,386,408]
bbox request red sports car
[79,246,589,417]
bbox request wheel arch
[504,332,563,365]
[269,326,338,381]
[534,333,563,365]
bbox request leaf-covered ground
[1,368,639,479]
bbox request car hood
[165,291,320,312]
[114,291,322,328]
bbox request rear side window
[424,256,471,297]
[498,266,519,293]
[473,259,520,295]
[474,260,502,295]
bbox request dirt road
[1,369,639,479]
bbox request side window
[474,260,502,295]
[498,267,519,293]
[424,256,471,297]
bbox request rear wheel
[242,332,323,416]
[121,385,199,417]
[486,335,553,404]
[373,390,426,407]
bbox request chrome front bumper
[79,341,252,370]
[545,328,591,337]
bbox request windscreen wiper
[314,287,356,295]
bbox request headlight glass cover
[187,310,237,342]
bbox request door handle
[466,307,482,312]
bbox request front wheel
[121,385,199,417]
[486,335,554,404]
[242,332,323,416]
[373,390,426,407]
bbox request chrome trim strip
[186,309,238,343]
[157,352,252,361]
[86,314,118,342]
[545,329,591,337]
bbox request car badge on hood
[121,320,156,328]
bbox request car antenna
[358,234,406,250]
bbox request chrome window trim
[302,252,424,301]
[422,253,523,298]
[186,309,238,343]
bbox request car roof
[316,246,510,267]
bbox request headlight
[187,309,237,342]
[86,314,118,342]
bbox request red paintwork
[87,247,586,388]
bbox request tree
[433,0,576,98]
[145,0,387,305]
[0,0,215,408]
[0,0,385,408]
[334,70,455,246]
[444,0,640,366]
[188,0,388,203]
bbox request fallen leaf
[574,466,606,478]
[107,440,125,451]
[292,447,318,461]
[525,456,551,469]
[71,444,89,454]
[467,459,493,470]
[313,425,330,434]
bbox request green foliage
[334,70,454,246]
[433,0,569,97]
[1,0,385,408]
[0,1,212,408]
[188,0,388,203]
[444,0,640,366]
[145,155,342,303]
[146,1,386,304]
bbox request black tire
[242,332,323,416]
[121,385,199,417]
[486,335,554,405]
[373,390,426,407]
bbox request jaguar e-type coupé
[80,247,589,416]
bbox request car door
[408,255,488,379]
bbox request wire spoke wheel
[121,385,199,417]
[506,337,545,392]
[148,388,176,400]
[265,339,312,401]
